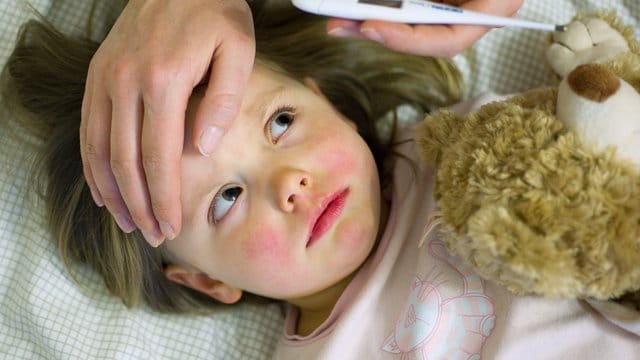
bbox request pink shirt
[275,113,640,360]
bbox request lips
[307,188,349,248]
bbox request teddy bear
[417,12,640,316]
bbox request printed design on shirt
[382,239,496,359]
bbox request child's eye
[209,186,243,223]
[267,107,296,143]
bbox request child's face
[163,63,383,304]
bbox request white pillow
[1,0,638,358]
[0,1,282,359]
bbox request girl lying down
[3,2,638,359]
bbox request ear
[164,264,243,304]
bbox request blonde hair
[2,1,462,313]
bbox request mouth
[307,188,350,248]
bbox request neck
[288,272,356,336]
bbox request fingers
[110,86,166,246]
[326,18,365,39]
[329,18,491,58]
[86,59,189,248]
[80,68,104,207]
[327,0,524,58]
[79,0,256,248]
[139,81,192,245]
[363,20,486,58]
[84,85,137,234]
[455,0,523,15]
[194,29,255,156]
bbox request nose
[272,168,312,212]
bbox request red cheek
[316,148,355,174]
[242,224,290,264]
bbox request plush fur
[418,12,640,309]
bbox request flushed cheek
[241,224,293,266]
[315,148,356,175]
[239,224,301,297]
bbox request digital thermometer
[292,0,566,32]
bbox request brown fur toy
[418,12,640,313]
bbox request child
[81,0,524,248]
[3,2,638,359]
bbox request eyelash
[266,105,297,144]
[208,186,242,224]
[208,105,297,224]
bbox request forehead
[247,61,304,95]
[183,64,305,147]
[178,63,319,222]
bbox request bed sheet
[0,0,638,359]
[0,1,283,359]
[455,0,640,96]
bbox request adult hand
[80,0,255,247]
[326,0,524,58]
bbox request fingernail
[327,26,359,38]
[90,187,104,207]
[159,221,176,240]
[361,28,385,44]
[198,126,224,156]
[114,213,136,233]
[141,229,164,248]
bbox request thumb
[195,41,255,156]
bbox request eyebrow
[252,85,290,123]
[195,85,293,226]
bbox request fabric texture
[0,0,638,359]
[0,1,283,359]
[274,120,640,360]
[454,0,639,97]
